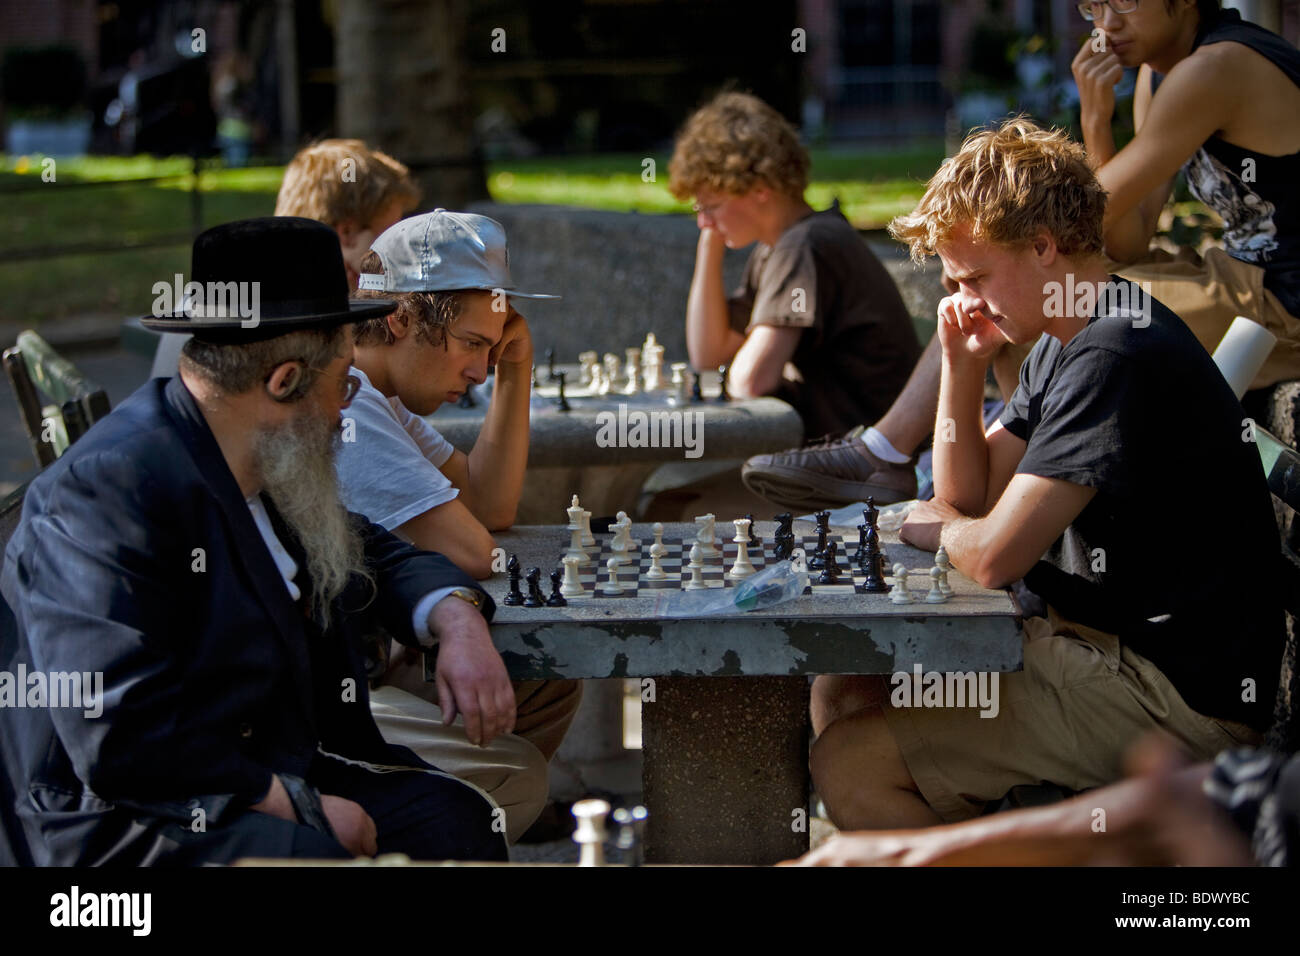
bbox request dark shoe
[741,430,917,511]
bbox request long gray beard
[252,409,369,628]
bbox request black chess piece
[852,522,867,565]
[503,554,524,605]
[744,513,759,547]
[817,539,841,585]
[690,370,703,403]
[772,513,794,560]
[524,567,545,608]
[545,347,556,381]
[860,524,889,592]
[862,498,887,571]
[716,364,730,402]
[810,511,831,571]
[554,370,571,412]
[546,568,567,607]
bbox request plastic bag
[652,550,809,618]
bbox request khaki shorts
[880,608,1261,823]
[1113,246,1300,390]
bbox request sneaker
[741,430,917,511]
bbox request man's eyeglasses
[691,197,728,217]
[307,365,362,404]
[1077,0,1139,21]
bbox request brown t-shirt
[727,203,920,437]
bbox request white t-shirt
[335,367,459,531]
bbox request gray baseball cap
[358,208,559,299]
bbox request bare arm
[728,325,802,398]
[686,228,745,368]
[394,498,496,580]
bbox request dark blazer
[0,376,493,865]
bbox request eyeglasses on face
[307,365,362,404]
[1077,0,1139,21]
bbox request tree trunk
[335,0,486,210]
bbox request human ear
[266,361,305,402]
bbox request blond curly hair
[889,117,1107,263]
[274,139,420,228]
[668,92,809,201]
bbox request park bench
[2,330,111,469]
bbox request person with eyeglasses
[343,210,582,846]
[1072,0,1300,385]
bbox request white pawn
[646,523,667,581]
[925,565,948,604]
[684,542,707,590]
[890,564,912,604]
[561,554,586,598]
[602,556,623,595]
[669,362,689,405]
[728,518,756,579]
[935,546,954,596]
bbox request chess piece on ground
[554,370,571,411]
[602,557,623,595]
[935,546,954,596]
[504,554,524,605]
[817,539,841,585]
[890,564,912,604]
[685,542,706,590]
[717,364,730,402]
[572,799,610,867]
[560,554,585,598]
[695,513,718,556]
[729,518,756,579]
[547,568,567,607]
[524,567,545,607]
[926,565,949,604]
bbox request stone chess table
[426,518,1024,865]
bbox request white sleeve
[335,381,460,531]
[389,397,456,468]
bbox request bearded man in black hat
[0,218,513,865]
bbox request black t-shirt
[727,203,921,437]
[1000,278,1283,730]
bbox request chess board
[559,533,893,599]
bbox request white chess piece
[728,518,756,579]
[646,540,667,581]
[669,362,688,405]
[890,564,911,604]
[925,566,948,604]
[602,556,623,595]
[684,542,706,590]
[624,347,642,395]
[652,521,665,552]
[578,350,599,385]
[695,513,718,556]
[561,554,586,597]
[935,546,954,596]
[580,509,595,548]
[603,353,622,389]
[566,494,590,565]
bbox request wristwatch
[445,587,484,610]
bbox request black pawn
[716,364,730,402]
[744,513,759,547]
[546,568,567,607]
[554,370,571,411]
[503,554,524,605]
[690,371,703,403]
[523,567,545,608]
[817,539,841,585]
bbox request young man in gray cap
[341,209,580,844]
[0,217,510,864]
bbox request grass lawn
[0,144,1213,326]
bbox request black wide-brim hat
[140,216,395,342]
